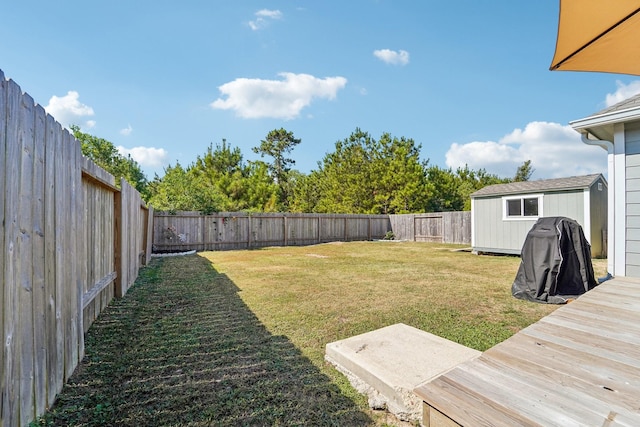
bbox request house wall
[472,189,596,255]
[624,121,640,276]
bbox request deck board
[560,299,640,326]
[485,346,639,415]
[415,278,640,426]
[488,333,640,395]
[537,313,640,345]
[454,357,628,426]
[422,373,540,427]
[523,323,640,368]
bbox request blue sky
[2,1,638,180]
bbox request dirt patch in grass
[37,242,608,426]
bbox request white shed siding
[472,196,537,254]
[625,122,640,276]
[542,191,584,221]
[472,187,606,255]
[471,175,607,256]
[473,191,585,254]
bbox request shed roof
[471,174,604,198]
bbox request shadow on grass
[39,254,372,426]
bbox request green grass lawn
[35,242,607,426]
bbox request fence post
[344,217,348,241]
[201,215,205,251]
[247,215,251,249]
[145,206,154,264]
[113,189,123,297]
[283,215,288,246]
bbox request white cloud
[256,9,282,19]
[117,146,168,168]
[445,121,607,179]
[373,49,410,66]
[211,72,347,119]
[120,124,133,136]
[249,9,282,30]
[44,90,95,129]
[605,80,640,107]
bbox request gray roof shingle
[470,174,604,198]
[591,93,640,117]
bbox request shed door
[415,216,443,243]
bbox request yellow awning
[550,0,640,75]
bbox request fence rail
[153,212,392,251]
[1,70,151,427]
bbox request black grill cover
[512,217,598,304]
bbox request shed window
[503,195,542,219]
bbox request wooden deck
[414,277,640,427]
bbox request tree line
[72,126,533,214]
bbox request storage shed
[470,174,607,257]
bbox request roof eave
[472,186,589,198]
[570,105,640,139]
[471,174,604,198]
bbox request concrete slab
[325,323,480,422]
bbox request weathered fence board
[286,216,318,245]
[32,102,47,417]
[0,70,5,427]
[4,72,22,427]
[153,212,392,251]
[144,206,154,265]
[153,212,469,251]
[17,89,35,425]
[43,113,62,411]
[415,215,443,242]
[64,129,82,382]
[1,70,152,426]
[0,72,20,424]
[389,212,471,244]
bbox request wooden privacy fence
[389,212,471,244]
[153,211,472,251]
[1,70,152,427]
[81,159,153,326]
[153,212,392,251]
